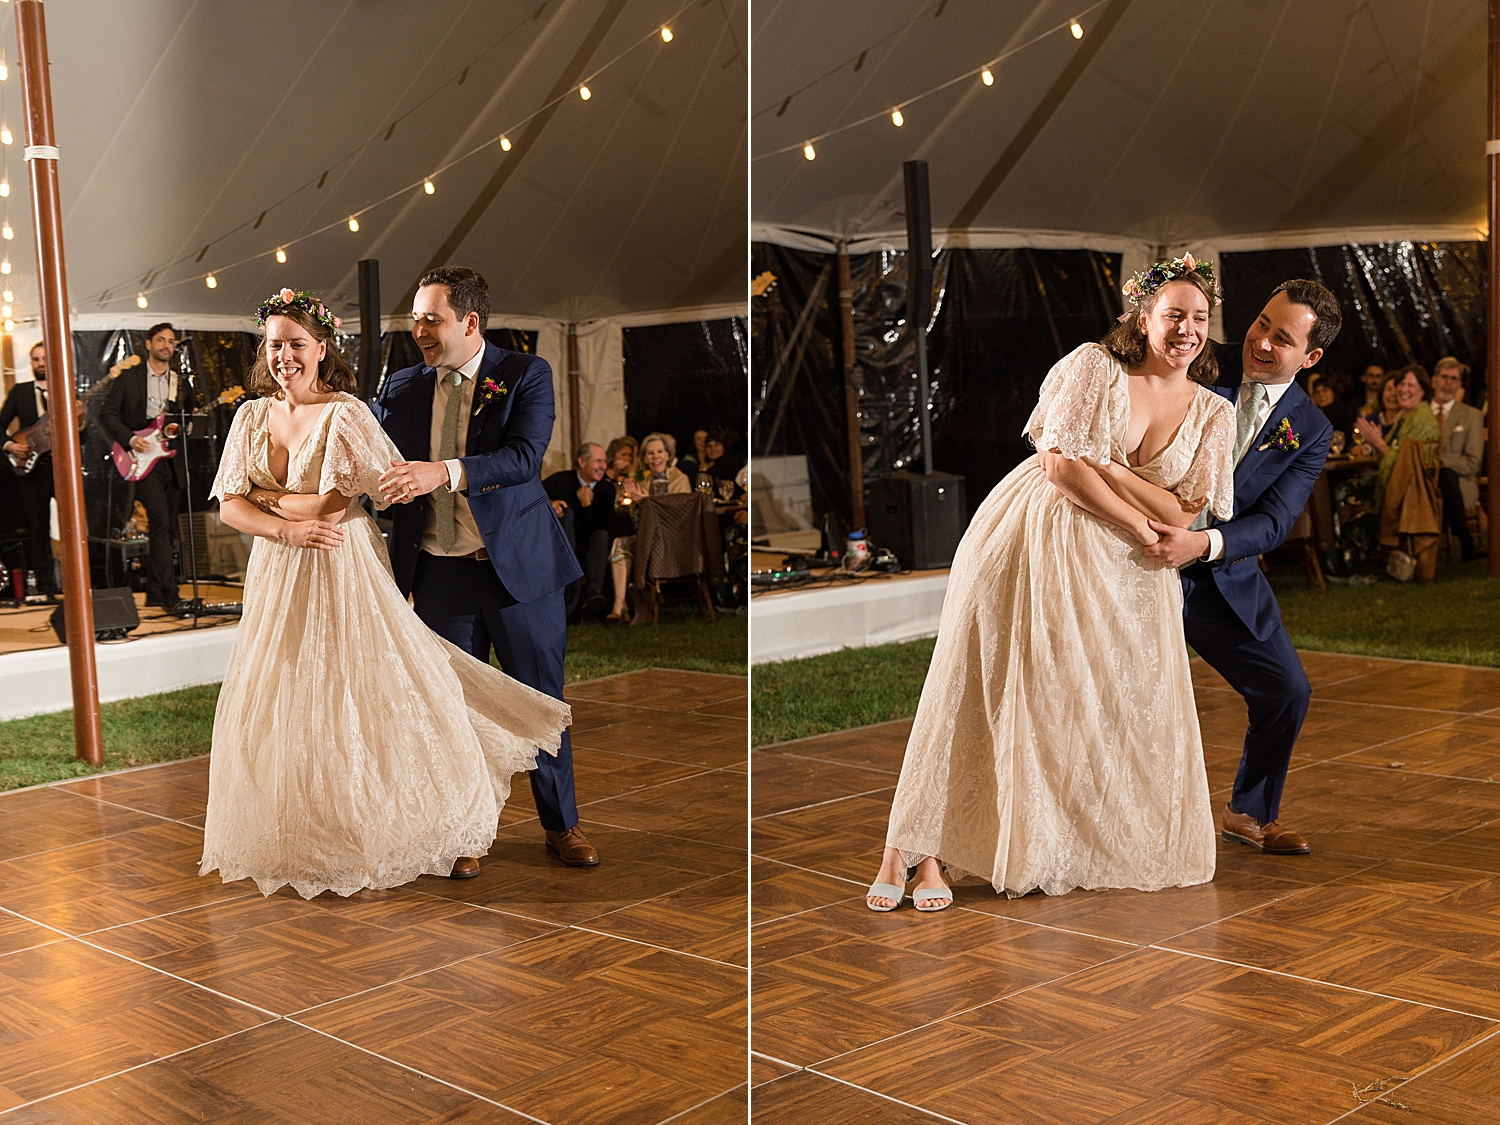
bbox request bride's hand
[1133,521,1160,546]
[280,519,344,550]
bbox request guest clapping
[1354,364,1438,506]
[1432,357,1487,561]
[607,433,690,621]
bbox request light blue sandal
[912,885,953,912]
[865,882,906,912]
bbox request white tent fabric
[751,0,1486,256]
[0,0,745,330]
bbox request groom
[373,267,598,872]
[1146,279,1341,856]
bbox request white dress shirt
[1202,377,1295,562]
[420,345,487,557]
[145,362,175,418]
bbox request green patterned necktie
[1234,381,1268,464]
[433,370,463,552]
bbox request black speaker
[866,471,967,571]
[50,586,140,643]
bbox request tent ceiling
[751,0,1486,250]
[3,0,745,328]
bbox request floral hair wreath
[1121,252,1222,310]
[255,288,343,332]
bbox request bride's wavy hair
[1100,272,1219,386]
[246,302,358,399]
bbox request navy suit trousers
[1181,561,1311,824]
[411,553,578,832]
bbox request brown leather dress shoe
[1221,805,1310,855]
[449,856,481,879]
[545,827,599,866]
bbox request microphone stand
[169,342,240,621]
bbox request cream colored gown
[201,393,569,899]
[885,344,1236,896]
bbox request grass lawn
[0,603,745,792]
[753,555,1500,747]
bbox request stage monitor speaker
[50,586,140,644]
[866,471,967,571]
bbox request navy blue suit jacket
[372,339,582,603]
[1198,341,1332,640]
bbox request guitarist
[0,343,60,593]
[99,323,195,611]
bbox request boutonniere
[1257,417,1300,452]
[472,375,507,416]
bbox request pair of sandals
[866,864,952,913]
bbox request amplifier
[865,471,967,571]
[50,586,140,643]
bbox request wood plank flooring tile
[753,719,912,770]
[750,1068,952,1123]
[570,746,711,802]
[585,870,747,964]
[696,692,747,720]
[582,769,745,842]
[0,909,62,957]
[54,757,210,823]
[1094,1093,1276,1124]
[1313,662,1500,714]
[926,1054,1155,1125]
[568,669,746,711]
[302,928,745,1125]
[1170,1042,1400,1123]
[0,820,251,934]
[819,1021,1038,1105]
[0,787,160,864]
[663,1084,748,1124]
[1342,714,1500,781]
[751,859,861,925]
[0,938,269,1109]
[750,1054,797,1087]
[751,754,897,819]
[86,887,558,1016]
[574,711,749,770]
[751,793,897,884]
[1292,651,1400,688]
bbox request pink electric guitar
[110,385,245,482]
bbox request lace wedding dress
[201,393,569,899]
[886,343,1236,896]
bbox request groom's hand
[378,459,450,504]
[1142,521,1211,568]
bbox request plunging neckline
[1122,371,1203,469]
[267,399,336,488]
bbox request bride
[201,289,569,899]
[867,257,1236,911]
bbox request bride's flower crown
[255,288,343,332]
[1121,253,1222,309]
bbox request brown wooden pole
[836,248,866,529]
[17,1,102,764]
[1490,0,1500,574]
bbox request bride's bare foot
[910,855,951,911]
[866,846,909,910]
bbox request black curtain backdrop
[1220,241,1487,408]
[753,243,1123,525]
[623,318,748,454]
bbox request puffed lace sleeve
[1174,393,1236,522]
[209,400,256,501]
[1023,343,1117,467]
[320,398,403,508]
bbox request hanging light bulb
[660,26,673,42]
[499,136,511,151]
[803,142,816,161]
[891,108,904,127]
[579,84,591,101]
[1,259,12,276]
[0,180,9,198]
[348,216,360,232]
[423,179,435,195]
[135,293,147,308]
[0,60,9,82]
[4,290,14,302]
[275,247,287,263]
[1,223,12,241]
[0,127,12,146]
[1070,18,1084,38]
[981,68,994,86]
[3,320,12,334]
[205,273,217,289]
[2,305,12,318]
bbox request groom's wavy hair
[247,301,357,399]
[1099,271,1219,385]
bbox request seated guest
[1355,364,1439,507]
[545,442,615,617]
[678,428,708,479]
[1370,374,1402,442]
[607,432,690,621]
[1431,357,1487,561]
[1309,372,1356,446]
[701,427,745,483]
[1356,363,1386,417]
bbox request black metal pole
[903,160,934,476]
[358,259,381,401]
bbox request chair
[1282,500,1326,593]
[1378,439,1442,581]
[628,492,724,625]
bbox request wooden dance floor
[0,669,747,1124]
[752,652,1500,1124]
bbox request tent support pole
[17,0,102,764]
[567,323,581,456]
[1490,0,1500,575]
[836,247,865,529]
